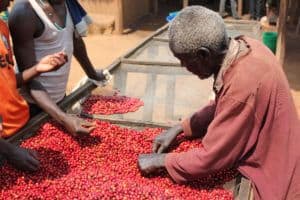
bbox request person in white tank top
[9,0,104,137]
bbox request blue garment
[250,0,265,20]
[219,0,238,18]
[66,0,92,37]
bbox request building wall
[79,0,118,16]
[123,0,150,27]
[79,0,150,31]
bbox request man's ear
[197,47,211,62]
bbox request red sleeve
[166,98,257,183]
[181,100,216,138]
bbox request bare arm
[73,34,105,80]
[9,2,95,136]
[15,52,68,88]
[15,66,40,88]
[0,116,39,171]
[9,2,66,122]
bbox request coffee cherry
[0,96,237,199]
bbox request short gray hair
[169,6,228,55]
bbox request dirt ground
[67,15,166,93]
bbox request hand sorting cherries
[81,95,144,115]
[0,95,238,199]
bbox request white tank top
[22,0,74,103]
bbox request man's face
[0,0,12,12]
[175,53,214,79]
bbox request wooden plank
[276,0,288,65]
[153,0,158,15]
[122,58,180,67]
[143,74,157,121]
[119,64,191,75]
[296,16,300,34]
[115,0,124,34]
[224,178,240,197]
[237,177,253,200]
[165,76,176,120]
[80,112,172,129]
[183,0,189,8]
[153,36,169,42]
[122,24,169,59]
[238,0,243,17]
[113,70,128,94]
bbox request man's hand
[35,52,68,73]
[90,69,106,81]
[61,114,96,137]
[153,124,183,153]
[138,153,166,175]
[6,147,40,172]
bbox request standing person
[219,0,241,19]
[250,0,265,20]
[9,0,103,137]
[138,6,300,200]
[0,0,69,171]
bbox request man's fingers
[28,149,39,160]
[157,145,165,154]
[49,57,61,66]
[88,126,96,132]
[24,161,39,172]
[152,142,160,153]
[27,156,40,169]
[77,127,92,135]
[80,120,96,128]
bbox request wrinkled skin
[138,154,166,175]
[6,147,40,172]
[61,115,96,137]
[0,118,39,172]
[152,124,183,154]
[174,47,226,80]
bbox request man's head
[169,6,229,79]
[0,0,13,12]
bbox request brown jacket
[165,37,300,200]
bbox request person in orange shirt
[0,0,68,171]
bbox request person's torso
[215,37,300,200]
[0,20,29,138]
[21,0,74,103]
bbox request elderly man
[138,6,300,200]
[8,0,100,137]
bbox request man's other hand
[61,114,96,137]
[153,124,183,154]
[138,153,166,175]
[36,52,68,73]
[6,147,40,172]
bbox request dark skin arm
[9,2,66,123]
[9,2,95,136]
[0,116,39,171]
[15,52,67,88]
[73,33,105,80]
